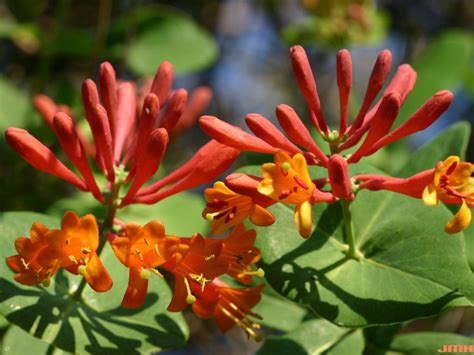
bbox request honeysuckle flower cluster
[6,61,239,209]
[8,211,265,338]
[5,43,474,346]
[199,45,473,239]
[5,61,265,339]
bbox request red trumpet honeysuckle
[199,46,453,167]
[7,61,239,212]
[203,178,276,235]
[108,220,265,315]
[355,156,474,233]
[191,279,264,340]
[258,151,334,238]
[7,212,112,292]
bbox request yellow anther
[183,277,196,304]
[189,273,211,292]
[81,247,92,254]
[205,254,215,261]
[281,162,291,172]
[139,268,151,280]
[241,268,265,278]
[206,213,215,221]
[78,265,87,276]
[186,294,196,304]
[68,255,79,265]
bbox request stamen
[78,265,87,276]
[240,268,265,278]
[20,257,29,270]
[184,277,196,304]
[81,247,92,254]
[206,211,228,221]
[144,238,150,246]
[205,254,215,261]
[151,268,164,278]
[139,268,151,280]
[220,307,262,341]
[65,239,70,245]
[69,255,79,265]
[189,273,211,292]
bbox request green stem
[71,182,121,300]
[341,200,363,260]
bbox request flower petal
[445,200,472,234]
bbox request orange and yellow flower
[203,181,275,234]
[422,156,474,233]
[258,151,315,238]
[192,279,264,339]
[7,212,112,292]
[109,220,182,308]
[205,224,263,284]
[164,234,228,312]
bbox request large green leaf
[254,283,309,332]
[398,121,471,177]
[245,174,474,327]
[2,325,69,355]
[0,212,189,353]
[398,30,472,121]
[257,318,364,355]
[125,10,218,75]
[47,191,208,236]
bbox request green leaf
[47,191,208,236]
[2,325,69,355]
[241,164,474,326]
[0,78,30,131]
[257,318,364,355]
[383,332,474,355]
[126,11,218,75]
[398,30,473,121]
[254,284,309,332]
[398,121,471,177]
[0,212,189,353]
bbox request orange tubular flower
[203,179,275,234]
[422,156,474,234]
[163,234,228,312]
[258,152,317,238]
[7,212,112,292]
[192,279,264,340]
[206,224,263,284]
[109,220,179,308]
